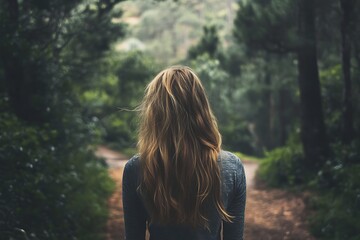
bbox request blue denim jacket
[122,151,246,240]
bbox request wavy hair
[137,66,232,228]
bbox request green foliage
[124,0,236,65]
[115,51,158,106]
[233,0,297,53]
[187,36,299,154]
[258,133,305,187]
[310,186,360,240]
[232,0,302,152]
[259,138,360,239]
[309,141,360,239]
[188,55,255,154]
[94,51,158,148]
[189,55,230,117]
[188,25,220,59]
[233,151,263,163]
[0,0,126,123]
[0,1,127,239]
[319,64,343,141]
[221,117,255,155]
[0,103,115,239]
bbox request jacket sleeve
[122,158,147,240]
[223,159,246,240]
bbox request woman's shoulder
[123,154,142,186]
[124,154,141,172]
[219,150,244,170]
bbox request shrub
[309,141,360,240]
[257,134,360,239]
[309,165,360,239]
[0,109,115,239]
[221,119,255,155]
[257,134,305,187]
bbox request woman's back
[123,151,246,240]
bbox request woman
[122,66,246,240]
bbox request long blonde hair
[137,66,232,228]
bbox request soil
[96,147,316,240]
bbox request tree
[233,0,329,168]
[0,0,126,238]
[0,0,125,124]
[339,0,356,143]
[188,25,220,59]
[296,0,329,168]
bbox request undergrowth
[258,134,360,239]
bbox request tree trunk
[263,57,274,149]
[296,0,329,170]
[278,88,287,146]
[340,0,355,143]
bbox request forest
[0,0,359,239]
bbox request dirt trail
[96,147,315,240]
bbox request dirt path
[97,147,315,240]
[242,161,315,240]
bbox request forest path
[96,146,315,240]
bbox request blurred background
[0,0,359,239]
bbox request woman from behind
[122,66,246,240]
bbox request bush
[220,118,255,155]
[257,133,360,239]
[309,165,360,239]
[309,141,360,240]
[0,109,115,239]
[257,133,305,187]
